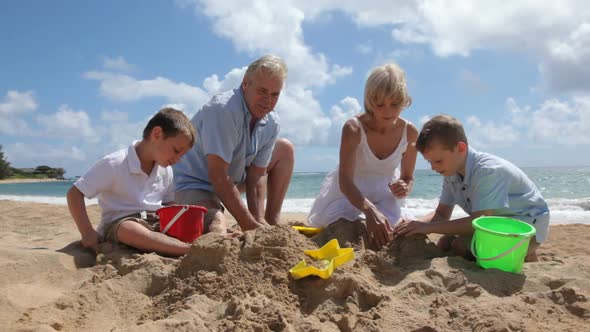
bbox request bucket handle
[470,236,530,261]
[161,205,189,235]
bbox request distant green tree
[9,167,23,176]
[0,145,11,179]
[55,167,65,179]
[35,165,52,174]
[47,168,65,179]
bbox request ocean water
[1,167,589,224]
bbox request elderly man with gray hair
[173,55,294,233]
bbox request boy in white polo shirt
[67,107,195,256]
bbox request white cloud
[541,23,590,93]
[96,117,146,153]
[0,90,37,115]
[195,1,588,94]
[185,1,353,89]
[276,87,332,144]
[102,55,136,72]
[0,90,38,135]
[5,142,87,164]
[36,105,99,143]
[330,64,353,81]
[392,25,429,45]
[76,1,590,157]
[97,110,148,149]
[202,67,246,95]
[387,0,590,93]
[402,1,581,56]
[84,65,342,146]
[0,118,30,136]
[327,96,362,144]
[160,103,192,115]
[330,97,361,127]
[84,71,210,112]
[507,96,590,145]
[172,1,590,150]
[452,95,590,149]
[297,1,419,27]
[465,116,520,148]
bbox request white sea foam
[0,195,97,206]
[278,197,590,225]
[1,195,588,225]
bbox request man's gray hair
[244,54,288,82]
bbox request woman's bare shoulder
[400,117,419,140]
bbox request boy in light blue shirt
[394,114,549,261]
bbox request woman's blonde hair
[364,63,412,114]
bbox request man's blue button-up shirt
[173,88,279,192]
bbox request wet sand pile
[2,201,589,331]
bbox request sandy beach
[0,178,66,184]
[0,200,588,331]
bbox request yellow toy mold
[289,239,355,280]
[291,225,323,236]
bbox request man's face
[241,73,283,120]
[421,142,467,177]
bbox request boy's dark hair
[143,108,195,146]
[416,114,468,152]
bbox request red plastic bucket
[156,205,207,243]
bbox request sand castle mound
[5,204,589,331]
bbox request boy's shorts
[175,189,224,231]
[103,212,160,244]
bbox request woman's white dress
[308,117,410,227]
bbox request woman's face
[370,97,403,122]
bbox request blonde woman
[308,63,418,249]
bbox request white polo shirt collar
[127,140,161,180]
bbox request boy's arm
[417,203,454,222]
[207,154,261,231]
[395,207,493,237]
[245,164,269,225]
[421,209,494,236]
[67,186,99,251]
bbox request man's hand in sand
[240,218,271,231]
[393,219,429,237]
[365,209,393,249]
[81,229,100,252]
[256,217,271,227]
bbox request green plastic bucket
[471,216,536,274]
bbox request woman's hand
[393,218,430,237]
[365,208,393,250]
[389,179,411,198]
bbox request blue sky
[1,1,589,176]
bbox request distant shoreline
[0,178,67,184]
